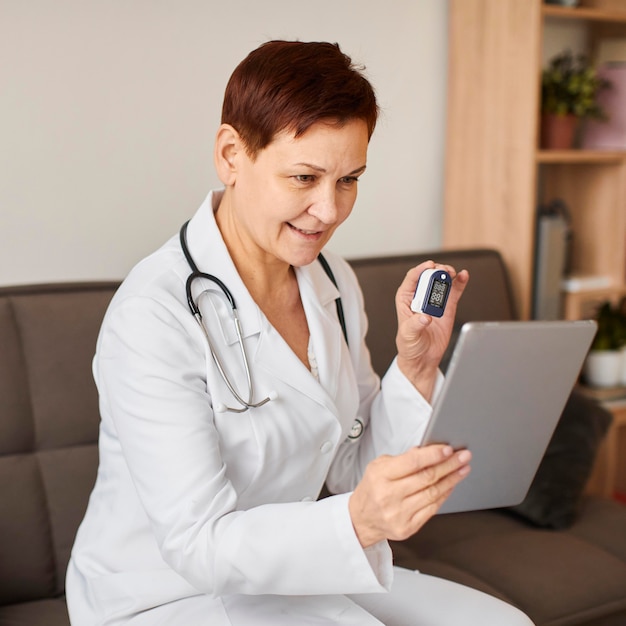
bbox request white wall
[0,0,449,285]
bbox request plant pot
[540,113,579,150]
[584,349,622,388]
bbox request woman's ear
[214,124,243,186]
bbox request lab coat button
[301,496,314,502]
[320,441,333,454]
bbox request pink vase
[582,63,626,150]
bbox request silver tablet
[421,320,597,514]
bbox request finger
[404,484,456,537]
[396,262,436,308]
[396,263,467,312]
[377,444,455,481]
[446,269,470,309]
[370,448,470,522]
[391,465,472,541]
[410,450,471,497]
[407,461,471,522]
[431,263,458,279]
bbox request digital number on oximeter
[410,269,452,317]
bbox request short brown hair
[221,40,379,157]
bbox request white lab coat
[66,190,442,625]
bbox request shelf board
[543,4,626,23]
[536,149,626,163]
[562,285,626,320]
[563,284,626,298]
[578,383,626,404]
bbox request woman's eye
[339,176,359,185]
[294,174,315,183]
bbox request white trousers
[124,567,535,626]
[349,567,535,626]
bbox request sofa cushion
[0,283,117,609]
[0,300,34,455]
[39,445,99,596]
[0,597,69,626]
[392,506,626,626]
[10,290,112,450]
[569,497,626,563]
[0,455,55,604]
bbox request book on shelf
[595,39,626,67]
[561,274,613,292]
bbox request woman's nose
[308,186,339,225]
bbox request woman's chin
[285,247,325,268]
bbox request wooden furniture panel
[586,401,626,497]
[444,0,542,320]
[444,0,626,321]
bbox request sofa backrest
[0,248,513,606]
[350,248,515,376]
[0,282,118,605]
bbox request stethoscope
[180,220,349,415]
[180,221,276,413]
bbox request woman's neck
[215,192,294,300]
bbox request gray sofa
[1,248,625,625]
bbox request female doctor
[66,41,534,625]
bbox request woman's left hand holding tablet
[348,444,472,548]
[394,261,469,401]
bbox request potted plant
[583,301,626,388]
[541,50,611,149]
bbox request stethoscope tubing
[180,221,273,413]
[179,219,347,413]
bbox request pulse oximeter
[410,269,452,317]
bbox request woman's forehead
[263,119,369,163]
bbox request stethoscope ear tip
[213,402,228,413]
[268,390,278,401]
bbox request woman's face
[219,118,369,269]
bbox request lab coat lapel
[299,259,360,424]
[252,260,349,414]
[253,321,341,415]
[298,261,346,402]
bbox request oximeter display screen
[428,279,449,308]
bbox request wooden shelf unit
[585,398,626,497]
[444,0,626,320]
[543,3,626,22]
[537,150,626,163]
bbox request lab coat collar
[184,190,263,343]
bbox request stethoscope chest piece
[348,419,364,439]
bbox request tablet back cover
[421,320,596,514]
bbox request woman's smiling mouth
[287,223,323,238]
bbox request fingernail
[442,445,454,457]
[457,450,471,464]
